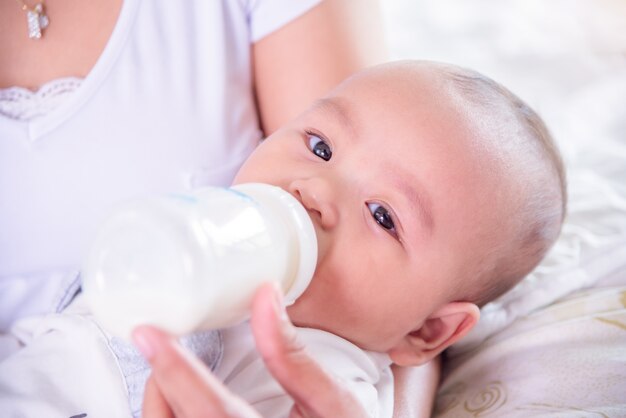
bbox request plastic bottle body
[82,183,317,340]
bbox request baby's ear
[387,302,480,366]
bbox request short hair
[441,65,567,307]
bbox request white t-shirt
[0,0,321,330]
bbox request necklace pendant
[26,3,49,39]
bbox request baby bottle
[81,183,317,340]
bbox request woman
[0,1,438,416]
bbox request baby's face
[234,65,511,352]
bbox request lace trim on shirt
[0,77,83,121]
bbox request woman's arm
[252,0,388,135]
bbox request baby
[0,61,566,418]
[216,60,566,416]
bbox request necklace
[15,0,49,39]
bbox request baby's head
[234,60,565,365]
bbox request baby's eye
[367,202,398,237]
[307,133,332,161]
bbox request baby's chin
[285,293,384,352]
[285,292,328,331]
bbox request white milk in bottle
[82,183,317,339]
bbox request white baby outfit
[216,322,394,418]
[0,285,222,417]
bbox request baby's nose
[288,178,339,230]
